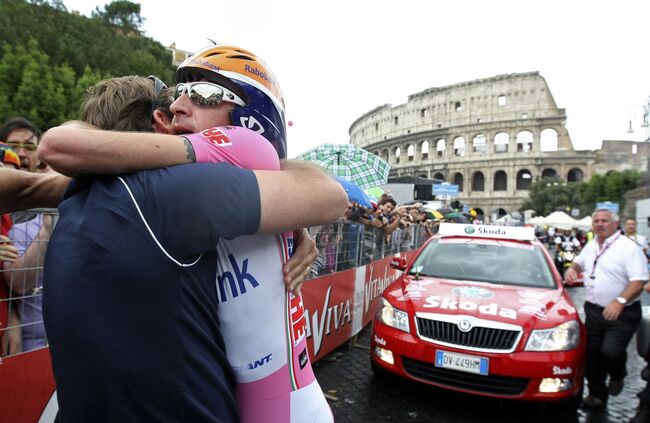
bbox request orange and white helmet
[176,45,287,158]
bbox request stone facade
[349,72,646,217]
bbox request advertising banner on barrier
[0,348,56,423]
[301,252,415,362]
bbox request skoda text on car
[371,223,586,407]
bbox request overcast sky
[63,0,650,157]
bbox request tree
[521,177,581,217]
[92,0,144,32]
[522,170,646,218]
[0,38,103,129]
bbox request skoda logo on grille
[457,319,472,332]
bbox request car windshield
[409,237,556,288]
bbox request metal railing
[1,209,56,357]
[308,219,431,277]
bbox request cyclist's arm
[38,126,193,176]
[0,168,70,213]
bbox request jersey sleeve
[123,163,261,256]
[184,126,280,171]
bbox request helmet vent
[228,55,254,61]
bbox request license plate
[435,350,489,375]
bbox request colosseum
[349,71,649,219]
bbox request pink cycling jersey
[186,126,333,423]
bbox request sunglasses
[5,140,37,151]
[174,82,246,107]
[148,75,168,116]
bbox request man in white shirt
[624,217,649,259]
[565,209,649,409]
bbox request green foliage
[522,170,645,217]
[521,177,581,216]
[0,0,175,131]
[92,0,144,32]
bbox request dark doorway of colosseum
[494,170,507,191]
[453,173,464,192]
[567,168,583,182]
[542,168,557,179]
[472,172,485,191]
[516,170,532,190]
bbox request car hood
[395,275,576,330]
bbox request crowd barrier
[0,210,428,422]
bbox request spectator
[0,144,21,356]
[565,209,648,409]
[631,281,650,422]
[624,217,649,259]
[3,213,52,351]
[0,117,42,172]
[0,118,51,352]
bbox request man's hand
[1,309,22,356]
[283,229,317,295]
[564,267,580,285]
[603,300,625,321]
[370,219,383,228]
[0,235,18,262]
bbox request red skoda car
[371,223,585,407]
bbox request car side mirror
[390,257,407,271]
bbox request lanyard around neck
[589,232,621,279]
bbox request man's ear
[152,110,172,134]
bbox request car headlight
[376,297,410,333]
[525,320,580,351]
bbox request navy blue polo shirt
[43,163,261,422]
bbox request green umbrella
[296,143,391,190]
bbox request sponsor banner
[0,348,56,423]
[302,252,415,362]
[302,267,356,361]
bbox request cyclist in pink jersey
[40,46,336,422]
[186,125,332,422]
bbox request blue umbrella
[332,176,373,209]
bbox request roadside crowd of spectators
[310,194,443,277]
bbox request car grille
[416,317,520,351]
[402,357,530,396]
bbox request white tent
[575,215,592,230]
[543,211,579,229]
[528,216,547,226]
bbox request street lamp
[626,97,650,141]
